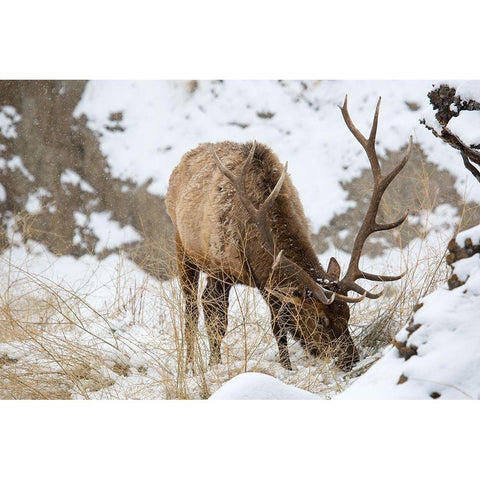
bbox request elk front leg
[202,276,232,366]
[264,295,292,370]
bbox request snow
[88,211,142,253]
[209,372,319,400]
[0,183,6,202]
[457,224,480,246]
[0,105,20,139]
[421,105,443,134]
[0,155,35,181]
[455,81,480,103]
[25,188,50,214]
[60,168,95,193]
[447,110,480,147]
[74,211,142,252]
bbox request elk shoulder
[165,141,320,287]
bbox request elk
[166,96,411,371]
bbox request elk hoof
[209,354,222,367]
[338,357,359,372]
[280,359,293,371]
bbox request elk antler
[210,141,363,304]
[336,96,411,299]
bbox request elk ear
[265,287,304,307]
[327,257,341,281]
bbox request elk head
[210,95,411,371]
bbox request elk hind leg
[202,276,231,366]
[176,239,200,369]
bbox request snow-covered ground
[0,209,453,399]
[1,80,479,399]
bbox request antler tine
[383,136,412,186]
[210,142,258,219]
[261,161,288,214]
[241,140,257,178]
[211,143,336,305]
[336,97,410,298]
[375,209,409,232]
[335,290,367,304]
[344,281,384,299]
[272,263,336,304]
[359,270,407,282]
[339,95,367,148]
[368,97,381,148]
[340,95,381,176]
[210,145,236,182]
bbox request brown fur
[166,141,358,370]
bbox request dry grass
[0,236,451,400]
[0,160,471,400]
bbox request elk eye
[319,315,330,328]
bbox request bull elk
[166,96,411,371]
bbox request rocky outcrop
[0,81,174,279]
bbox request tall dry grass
[0,158,470,400]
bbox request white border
[0,401,478,479]
[1,1,479,478]
[2,0,480,79]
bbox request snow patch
[0,155,35,181]
[60,169,95,193]
[457,224,480,246]
[89,211,142,253]
[455,81,480,103]
[0,105,21,139]
[25,188,50,214]
[447,110,480,147]
[209,372,320,400]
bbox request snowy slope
[75,80,477,230]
